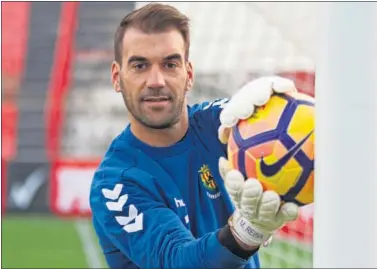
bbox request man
[90,3,299,268]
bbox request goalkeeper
[90,3,299,269]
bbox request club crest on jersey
[199,164,220,199]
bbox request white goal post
[314,2,377,268]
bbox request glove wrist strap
[229,211,271,247]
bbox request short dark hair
[114,3,190,65]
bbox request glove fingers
[231,97,256,120]
[219,106,239,128]
[276,202,299,223]
[219,81,259,127]
[252,86,273,106]
[219,76,297,131]
[271,76,298,93]
[224,169,245,209]
[257,190,281,222]
[218,125,231,144]
[218,157,231,180]
[240,178,263,218]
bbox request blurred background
[2,1,315,268]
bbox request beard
[120,79,187,129]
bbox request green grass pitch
[2,215,312,268]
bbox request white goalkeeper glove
[219,157,299,248]
[218,76,298,144]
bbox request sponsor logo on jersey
[199,164,221,199]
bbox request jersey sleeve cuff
[202,229,250,268]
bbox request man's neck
[130,115,189,147]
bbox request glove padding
[219,157,299,248]
[218,76,297,144]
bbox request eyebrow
[127,56,148,65]
[128,53,182,64]
[127,53,183,65]
[163,53,183,62]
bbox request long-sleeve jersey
[90,99,260,268]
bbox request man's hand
[218,76,297,144]
[219,157,299,248]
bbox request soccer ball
[227,92,315,206]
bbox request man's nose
[146,65,166,89]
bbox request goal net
[56,2,316,267]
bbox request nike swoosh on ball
[260,131,313,177]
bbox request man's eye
[164,62,177,69]
[133,63,147,70]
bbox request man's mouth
[142,96,171,102]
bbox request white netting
[62,2,316,267]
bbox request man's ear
[186,61,194,91]
[111,61,121,93]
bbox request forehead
[122,27,185,62]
